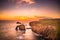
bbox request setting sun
[18,16,27,20]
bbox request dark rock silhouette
[16,22,21,24]
[15,24,26,34]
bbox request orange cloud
[16,0,35,5]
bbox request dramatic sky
[0,0,60,20]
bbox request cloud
[16,0,35,5]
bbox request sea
[0,20,41,40]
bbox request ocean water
[0,20,37,40]
[0,20,58,40]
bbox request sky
[0,0,60,20]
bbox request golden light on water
[0,15,39,20]
[15,16,40,21]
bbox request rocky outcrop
[29,19,59,40]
